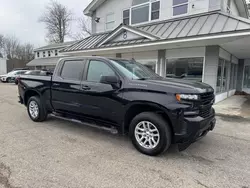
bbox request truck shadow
[45,115,213,159]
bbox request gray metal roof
[62,32,110,52]
[34,41,77,51]
[137,11,250,39]
[100,38,151,47]
[26,57,61,66]
[62,11,250,52]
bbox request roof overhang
[62,30,250,57]
[26,57,62,67]
[84,0,105,16]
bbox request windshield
[110,59,160,80]
[7,71,17,75]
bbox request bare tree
[39,0,73,43]
[3,36,20,59]
[16,43,34,61]
[73,17,92,40]
[0,34,4,58]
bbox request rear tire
[27,96,47,122]
[6,77,11,83]
[129,112,172,156]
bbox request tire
[6,77,11,83]
[129,112,172,156]
[27,96,47,122]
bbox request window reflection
[166,57,204,82]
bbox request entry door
[51,60,86,114]
[78,59,123,124]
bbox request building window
[106,13,115,30]
[37,52,40,58]
[244,65,250,88]
[131,0,160,25]
[131,4,150,24]
[166,57,204,82]
[151,1,160,20]
[216,59,229,93]
[48,51,51,57]
[123,9,130,25]
[173,0,188,16]
[55,50,58,56]
[43,51,45,57]
[137,60,156,73]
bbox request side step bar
[50,113,118,134]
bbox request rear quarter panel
[19,75,52,109]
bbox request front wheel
[6,77,11,83]
[27,96,47,122]
[129,112,172,156]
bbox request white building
[0,58,7,75]
[58,0,250,103]
[26,41,76,70]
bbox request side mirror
[100,75,119,85]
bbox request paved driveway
[0,83,250,188]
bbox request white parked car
[0,70,28,83]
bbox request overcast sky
[0,0,92,48]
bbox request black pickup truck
[18,57,216,156]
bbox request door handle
[81,85,90,90]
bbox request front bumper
[173,109,216,151]
[0,77,7,82]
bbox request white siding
[95,0,132,33]
[0,58,7,75]
[219,48,231,61]
[166,47,205,59]
[94,0,210,33]
[220,0,240,16]
[35,48,65,59]
[209,0,221,11]
[122,50,158,60]
[230,0,240,16]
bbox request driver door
[78,59,123,124]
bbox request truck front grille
[200,92,215,105]
[199,92,215,118]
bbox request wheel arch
[24,89,41,106]
[123,101,174,136]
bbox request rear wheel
[129,112,172,156]
[27,96,47,122]
[6,77,11,83]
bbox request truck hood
[131,78,214,94]
[0,74,7,78]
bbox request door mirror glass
[100,75,119,85]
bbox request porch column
[236,59,245,91]
[203,46,220,92]
[227,56,232,96]
[158,50,166,77]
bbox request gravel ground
[0,83,250,188]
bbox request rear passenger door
[51,59,86,114]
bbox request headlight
[176,94,199,101]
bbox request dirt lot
[0,83,250,188]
